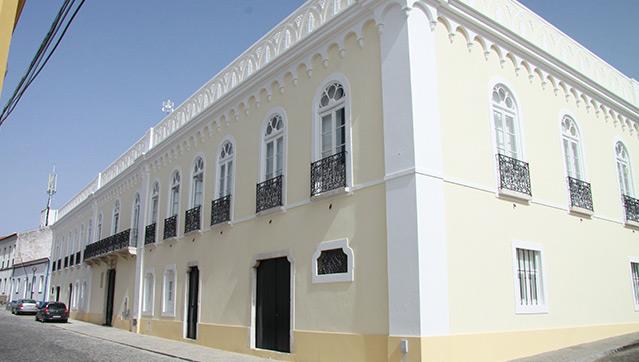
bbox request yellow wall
[0,0,23,97]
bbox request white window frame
[131,193,141,244]
[38,275,44,293]
[142,269,155,316]
[168,170,181,218]
[311,238,354,284]
[629,258,639,311]
[216,138,236,199]
[149,181,160,225]
[190,156,205,209]
[490,82,523,160]
[111,200,120,235]
[96,213,103,241]
[511,240,548,314]
[162,265,177,317]
[259,110,287,183]
[560,115,586,181]
[616,141,635,197]
[312,74,353,188]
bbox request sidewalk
[53,318,278,362]
[512,332,639,362]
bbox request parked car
[35,302,68,323]
[11,299,38,315]
[5,300,17,311]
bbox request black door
[55,286,60,302]
[256,257,290,353]
[186,266,199,339]
[68,283,73,307]
[104,269,116,326]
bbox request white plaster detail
[311,238,354,283]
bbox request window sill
[183,229,202,237]
[569,206,594,217]
[311,186,351,201]
[161,311,176,318]
[210,221,232,230]
[498,188,532,202]
[515,305,548,314]
[625,220,639,229]
[256,206,285,217]
[141,311,154,317]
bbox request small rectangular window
[512,242,547,314]
[631,262,639,310]
[162,267,176,316]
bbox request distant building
[0,233,18,304]
[49,0,639,361]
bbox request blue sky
[0,0,637,236]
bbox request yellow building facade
[0,0,24,97]
[49,0,639,361]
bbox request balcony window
[185,206,201,233]
[497,153,531,197]
[163,216,177,239]
[131,193,141,246]
[568,177,593,212]
[145,223,156,245]
[310,151,347,196]
[211,195,231,225]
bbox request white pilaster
[379,1,449,337]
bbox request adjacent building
[0,233,18,303]
[49,0,639,361]
[0,0,25,97]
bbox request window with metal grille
[513,243,547,314]
[631,262,639,308]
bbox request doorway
[255,257,290,353]
[104,269,116,326]
[55,286,60,302]
[68,283,72,307]
[186,266,199,339]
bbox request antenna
[44,166,57,227]
[161,99,175,114]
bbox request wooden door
[104,269,116,326]
[186,266,199,339]
[256,257,290,352]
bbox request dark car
[35,302,68,323]
[11,299,38,315]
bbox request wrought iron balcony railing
[185,206,202,233]
[163,215,177,239]
[497,154,532,196]
[211,195,231,225]
[623,195,639,224]
[567,177,593,212]
[310,150,347,197]
[144,223,156,245]
[83,229,132,260]
[256,175,283,213]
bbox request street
[597,345,639,362]
[0,310,176,362]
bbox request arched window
[150,182,160,224]
[217,141,234,198]
[169,171,181,216]
[191,157,204,208]
[561,116,584,180]
[616,142,635,197]
[318,82,347,159]
[111,200,120,235]
[491,84,521,159]
[263,114,285,180]
[131,193,141,244]
[96,213,103,240]
[87,219,93,245]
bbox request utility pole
[44,167,57,227]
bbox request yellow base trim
[135,320,639,361]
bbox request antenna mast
[45,166,57,227]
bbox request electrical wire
[0,0,86,127]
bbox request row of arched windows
[491,83,635,206]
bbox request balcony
[144,223,156,245]
[75,251,81,264]
[497,154,532,199]
[623,195,639,226]
[256,175,283,213]
[83,229,135,263]
[211,195,231,225]
[185,206,202,233]
[310,151,347,197]
[567,177,593,214]
[164,215,177,239]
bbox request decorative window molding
[131,193,141,245]
[143,269,155,316]
[150,181,160,224]
[216,139,235,199]
[491,83,523,160]
[616,141,635,197]
[111,200,120,235]
[168,170,181,217]
[511,240,548,314]
[96,213,103,241]
[190,156,205,208]
[261,111,286,182]
[561,115,585,180]
[162,265,176,317]
[629,258,639,311]
[312,238,354,284]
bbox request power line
[0,0,86,128]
